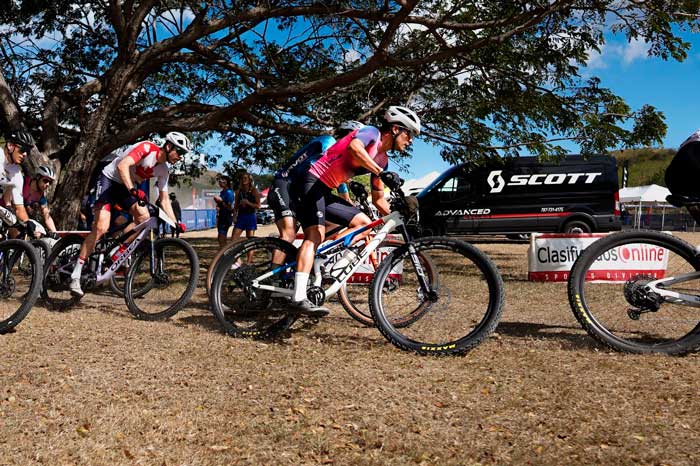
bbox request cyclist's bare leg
[123,203,150,243]
[337,213,372,245]
[293,224,326,302]
[272,216,297,265]
[78,207,111,264]
[70,206,112,295]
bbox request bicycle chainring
[306,286,326,306]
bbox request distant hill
[611,148,675,187]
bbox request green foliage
[2,0,698,170]
[614,148,676,186]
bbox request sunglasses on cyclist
[397,127,416,139]
[14,144,32,154]
[41,178,53,185]
[173,147,189,157]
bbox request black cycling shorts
[297,173,361,229]
[666,141,700,196]
[94,174,139,212]
[268,177,296,221]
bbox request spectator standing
[213,175,235,250]
[170,192,182,237]
[231,172,261,246]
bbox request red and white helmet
[384,106,421,136]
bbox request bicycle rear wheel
[124,238,199,320]
[369,237,504,355]
[209,237,297,338]
[568,230,700,355]
[0,240,42,333]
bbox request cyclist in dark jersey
[289,106,420,315]
[268,121,363,248]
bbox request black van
[414,155,621,236]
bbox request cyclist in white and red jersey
[69,131,192,297]
[1,130,35,237]
[289,106,420,315]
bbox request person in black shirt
[170,192,182,237]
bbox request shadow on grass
[494,320,602,351]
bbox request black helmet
[169,192,176,199]
[6,129,35,148]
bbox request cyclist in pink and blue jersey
[268,121,363,248]
[289,106,420,315]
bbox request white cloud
[623,37,649,64]
[584,45,607,69]
[580,37,650,72]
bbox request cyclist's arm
[116,156,138,191]
[338,182,351,203]
[41,205,56,233]
[348,138,383,176]
[40,205,57,232]
[370,176,390,216]
[14,203,29,223]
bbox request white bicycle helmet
[36,165,56,180]
[338,120,364,131]
[165,131,193,153]
[384,106,421,136]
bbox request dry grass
[2,231,700,465]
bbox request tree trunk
[51,67,134,229]
[51,137,101,230]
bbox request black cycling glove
[379,171,403,190]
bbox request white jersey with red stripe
[102,141,169,192]
[0,153,24,206]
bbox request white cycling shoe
[68,278,84,298]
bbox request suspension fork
[149,229,157,275]
[397,224,435,300]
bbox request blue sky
[399,30,700,180]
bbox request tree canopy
[1,0,698,226]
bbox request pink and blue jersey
[309,126,388,189]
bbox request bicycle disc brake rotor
[229,265,271,309]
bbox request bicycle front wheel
[568,230,700,355]
[369,237,504,355]
[0,240,42,333]
[338,239,438,327]
[209,237,297,338]
[124,238,199,320]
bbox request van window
[438,173,475,200]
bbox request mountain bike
[567,194,700,355]
[210,181,505,355]
[0,205,43,333]
[43,202,199,320]
[205,181,406,327]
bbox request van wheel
[563,219,591,234]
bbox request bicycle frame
[251,210,431,300]
[645,271,700,308]
[55,206,175,286]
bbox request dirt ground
[2,229,699,465]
